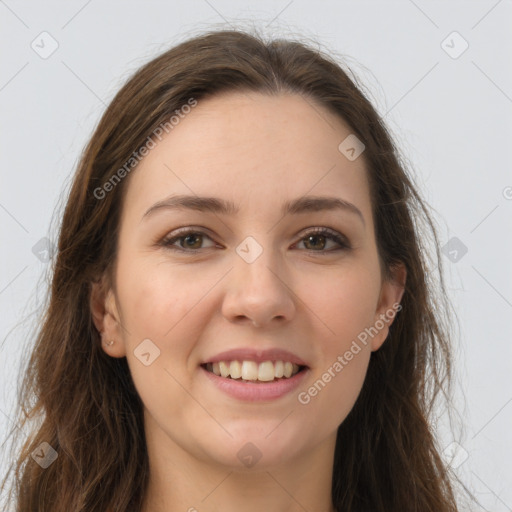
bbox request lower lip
[200,365,309,402]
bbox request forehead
[122,91,371,224]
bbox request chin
[198,425,309,471]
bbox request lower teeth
[229,377,282,383]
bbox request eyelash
[159,227,351,255]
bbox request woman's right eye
[160,230,216,252]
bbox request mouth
[201,360,308,383]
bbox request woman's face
[92,91,405,471]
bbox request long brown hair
[2,27,469,511]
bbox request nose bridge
[222,232,295,326]
[234,233,285,293]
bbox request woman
[1,28,467,511]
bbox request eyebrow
[142,194,365,226]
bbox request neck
[141,417,337,512]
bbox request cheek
[115,258,215,417]
[297,324,372,429]
[293,260,378,422]
[117,256,211,342]
[298,259,381,345]
[307,350,370,430]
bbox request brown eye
[303,234,327,251]
[181,233,203,250]
[296,228,350,252]
[160,229,216,252]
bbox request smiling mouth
[201,360,307,383]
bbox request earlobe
[371,262,407,352]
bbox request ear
[370,262,406,352]
[90,277,126,358]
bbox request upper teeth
[206,360,301,381]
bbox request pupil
[306,235,325,250]
[185,234,201,248]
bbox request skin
[91,91,406,512]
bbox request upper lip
[202,348,309,367]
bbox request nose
[221,244,296,329]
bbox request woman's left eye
[294,228,350,252]
[159,227,350,254]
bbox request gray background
[1,1,511,510]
